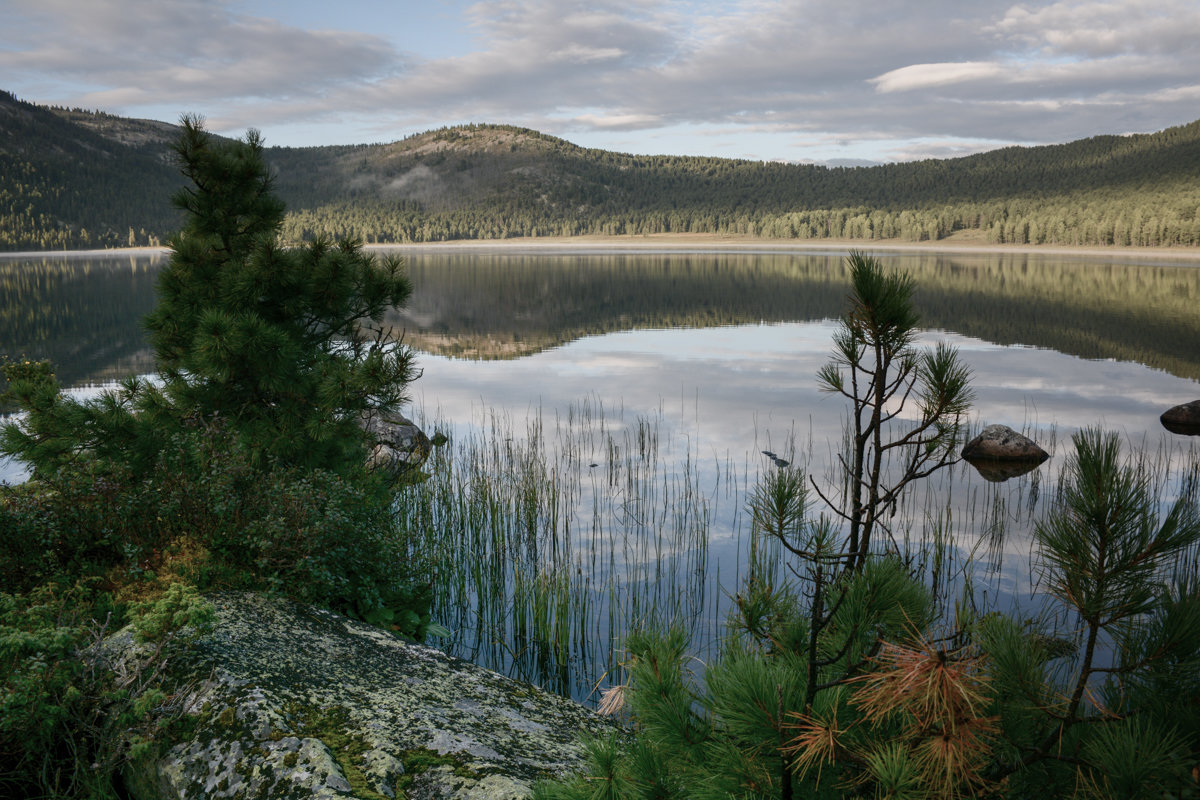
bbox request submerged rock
[961,424,1049,482]
[120,593,616,800]
[1161,400,1200,436]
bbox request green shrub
[0,581,212,799]
[1,419,434,641]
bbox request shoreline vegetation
[3,231,1200,261]
[7,93,1200,255]
[5,120,1200,799]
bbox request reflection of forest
[0,255,163,388]
[2,252,1198,389]
[394,253,1200,381]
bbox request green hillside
[3,90,1199,251]
[0,91,183,250]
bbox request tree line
[3,90,1200,251]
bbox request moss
[394,747,480,795]
[290,704,391,800]
[216,706,237,729]
[282,751,298,768]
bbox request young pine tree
[814,251,973,572]
[1,116,418,478]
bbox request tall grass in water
[395,398,727,700]
[398,401,1200,702]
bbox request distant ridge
[2,90,1199,251]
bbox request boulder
[361,411,433,474]
[119,593,617,800]
[1161,400,1200,436]
[961,424,1050,464]
[961,424,1049,482]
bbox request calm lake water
[3,246,1199,698]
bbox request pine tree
[1,116,418,478]
[813,251,973,572]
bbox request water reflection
[0,253,163,387]
[3,249,1199,384]
[389,251,1200,381]
[405,324,1199,694]
[2,247,1198,698]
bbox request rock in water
[361,411,432,475]
[1161,400,1200,436]
[961,424,1050,463]
[960,424,1049,482]
[120,593,616,800]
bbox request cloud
[0,0,398,106]
[872,62,1007,93]
[3,0,1199,161]
[989,0,1200,57]
[572,112,663,130]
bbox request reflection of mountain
[2,252,1197,390]
[394,252,1200,381]
[391,253,850,360]
[906,254,1200,381]
[0,255,162,387]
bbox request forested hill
[3,89,1200,251]
[0,91,183,250]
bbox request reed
[395,398,726,699]
[397,401,1200,703]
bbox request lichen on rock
[119,592,616,799]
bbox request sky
[3,0,1199,164]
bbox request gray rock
[961,424,1050,464]
[963,458,1045,483]
[361,411,433,474]
[1161,399,1200,436]
[120,593,617,800]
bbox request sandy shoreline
[4,233,1200,262]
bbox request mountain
[0,91,183,249]
[3,90,1199,251]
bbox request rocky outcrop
[1161,400,1200,436]
[961,424,1049,483]
[119,593,616,800]
[362,412,435,475]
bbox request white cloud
[871,62,1007,93]
[0,0,398,104]
[2,0,1199,160]
[549,44,627,63]
[572,112,663,130]
[990,0,1200,57]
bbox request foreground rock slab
[1161,399,1200,436]
[961,424,1050,483]
[121,593,615,800]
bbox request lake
[3,245,1199,699]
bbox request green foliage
[538,556,935,800]
[0,581,212,799]
[130,582,215,645]
[1,116,418,480]
[1037,429,1199,628]
[539,273,1198,799]
[7,91,1200,251]
[542,430,1200,797]
[0,419,435,641]
[1078,717,1192,800]
[0,92,181,251]
[267,119,1200,249]
[0,116,433,796]
[814,252,973,571]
